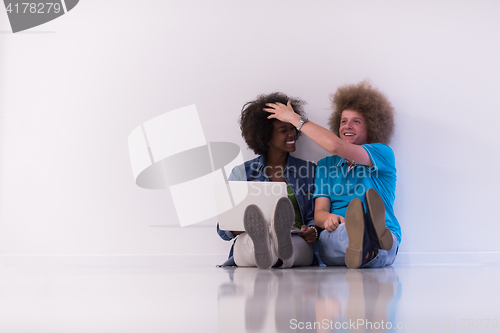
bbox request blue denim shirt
[216,154,316,264]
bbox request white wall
[1,0,499,263]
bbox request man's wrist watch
[296,115,309,131]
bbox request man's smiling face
[339,110,368,145]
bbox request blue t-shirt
[313,143,401,243]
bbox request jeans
[318,223,399,268]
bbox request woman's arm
[299,225,317,244]
[264,102,372,166]
[314,197,344,232]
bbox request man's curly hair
[328,81,395,144]
[240,92,305,156]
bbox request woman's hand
[299,225,317,244]
[323,214,344,232]
[264,101,300,125]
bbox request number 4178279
[5,3,62,14]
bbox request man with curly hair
[265,81,401,269]
[217,92,318,269]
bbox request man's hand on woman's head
[264,101,300,126]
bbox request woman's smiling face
[339,110,368,145]
[268,120,297,154]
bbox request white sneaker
[244,204,272,269]
[270,197,294,261]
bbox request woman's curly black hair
[328,80,395,144]
[240,92,305,156]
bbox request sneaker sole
[345,198,365,269]
[272,197,294,261]
[365,189,393,251]
[244,205,272,269]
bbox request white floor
[1,259,499,333]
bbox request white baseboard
[0,254,228,267]
[394,252,500,265]
[1,252,499,266]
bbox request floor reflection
[217,267,401,333]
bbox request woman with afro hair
[217,92,317,269]
[265,81,401,269]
